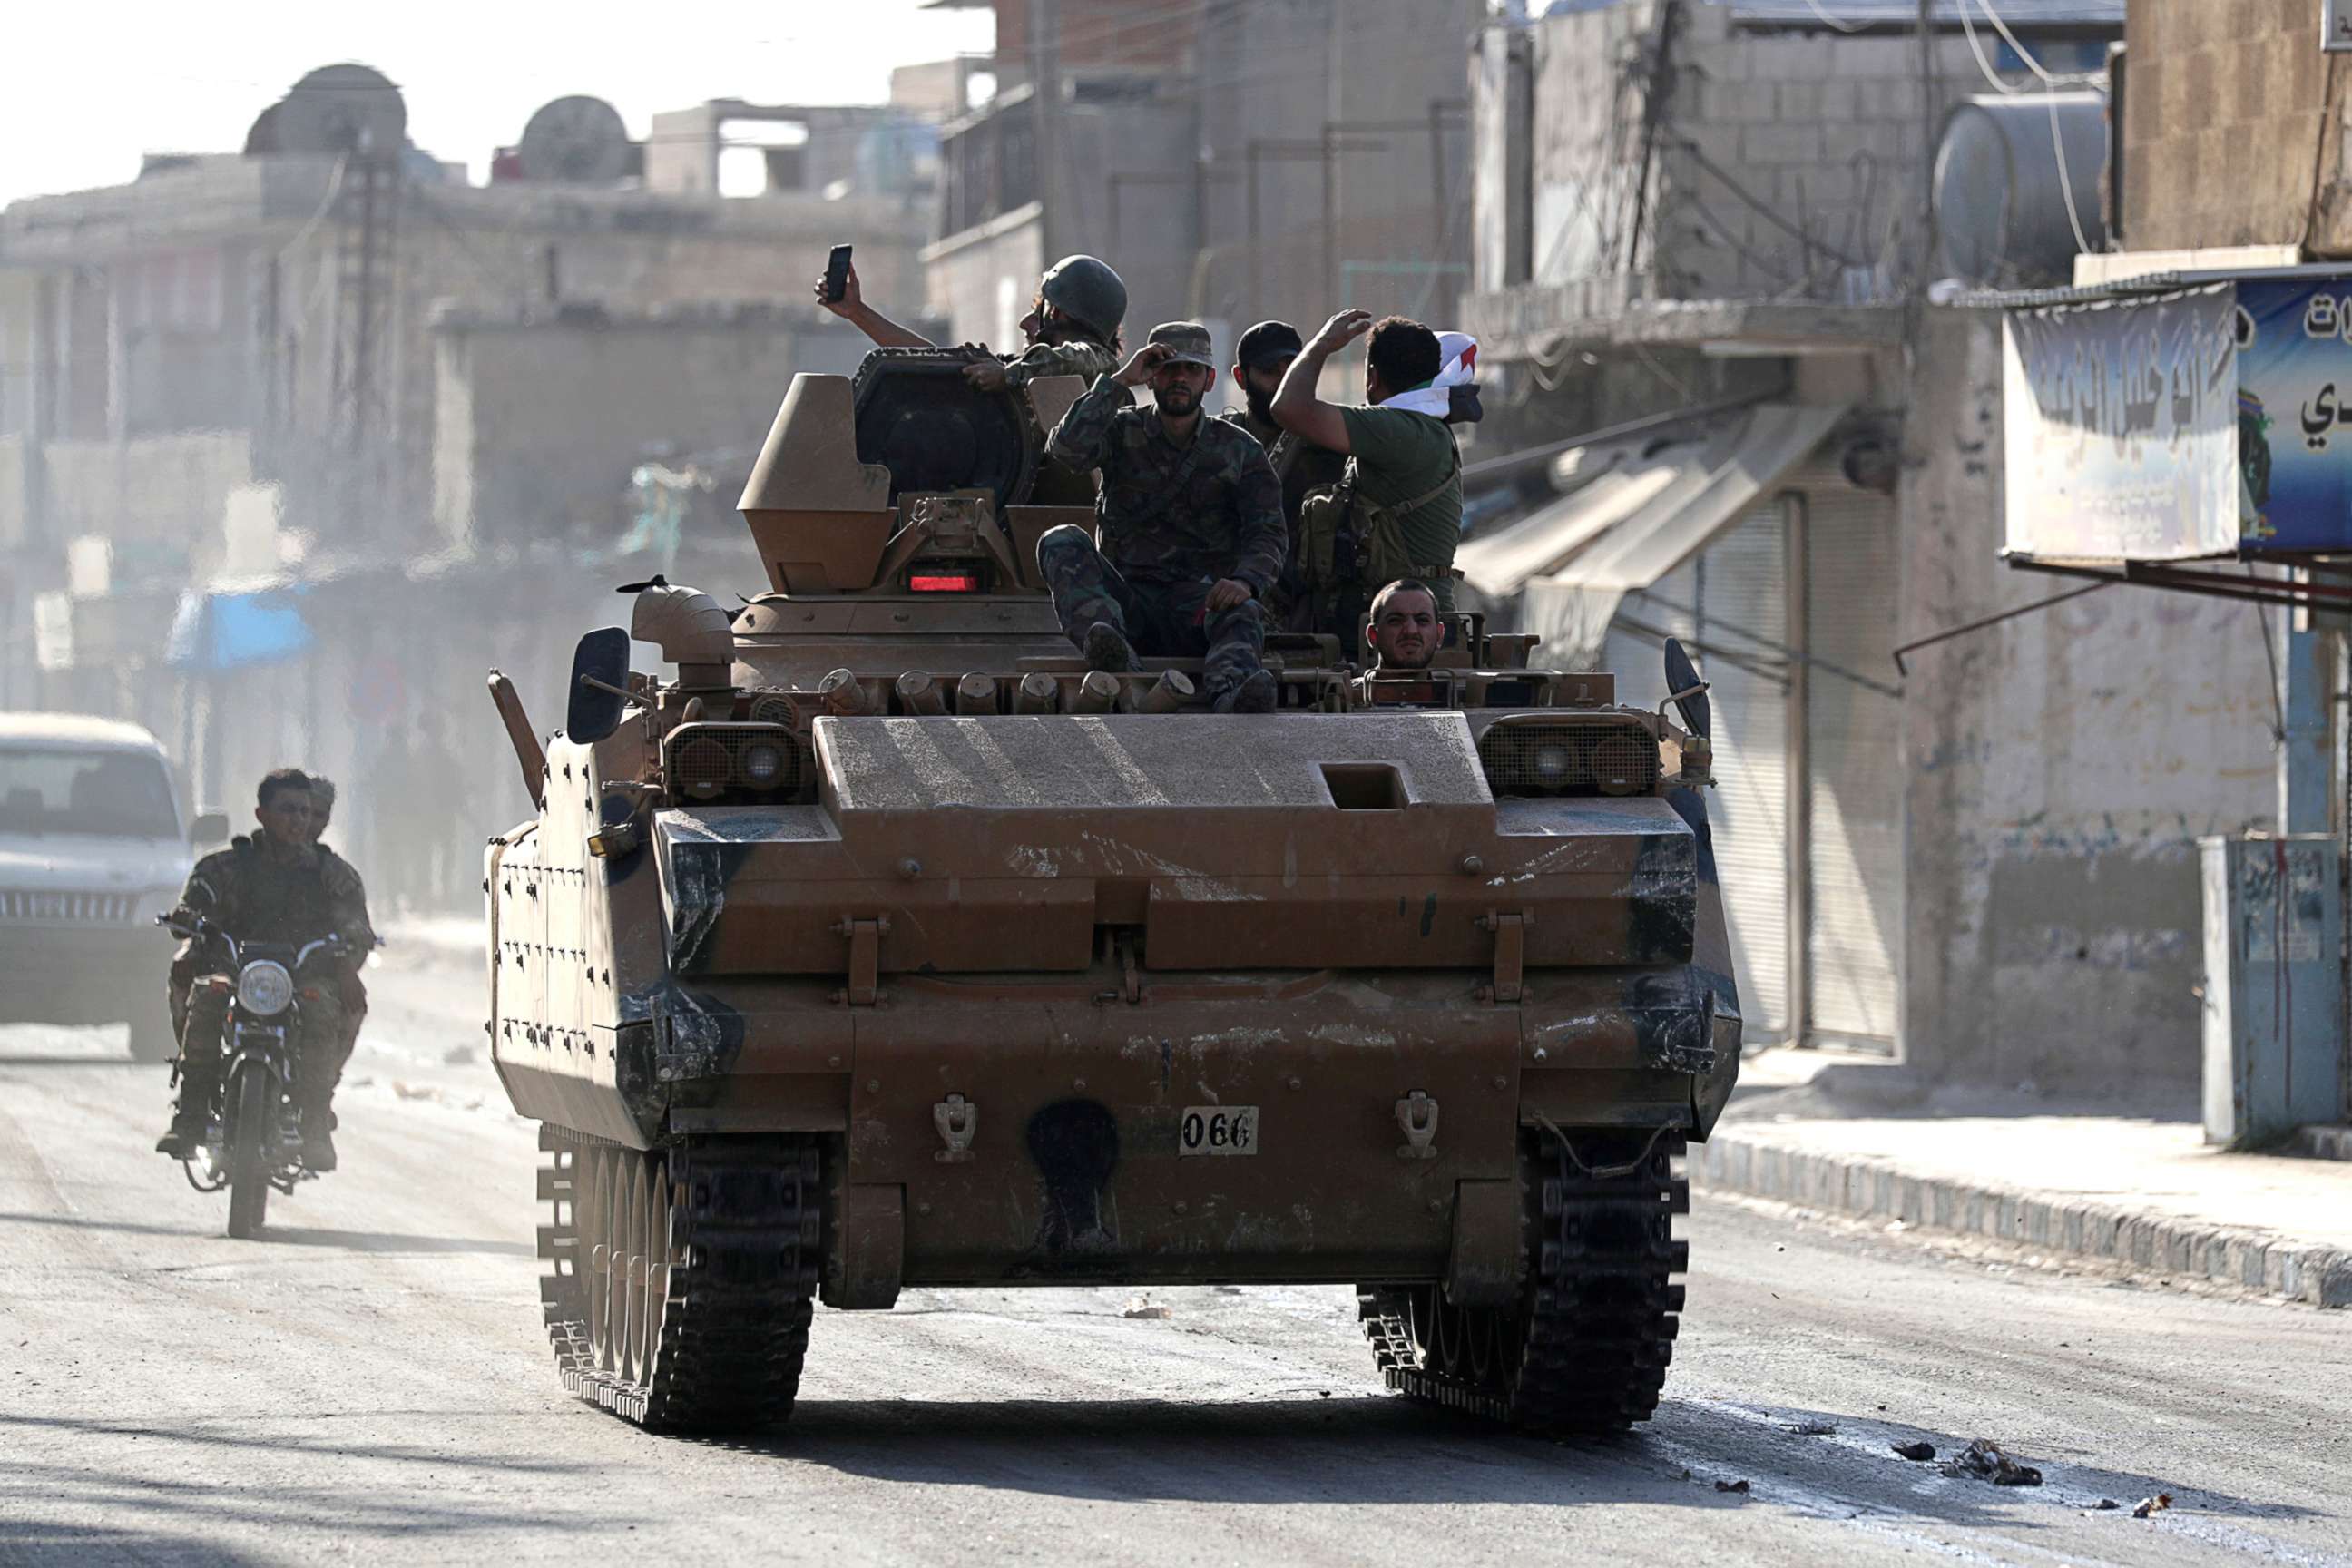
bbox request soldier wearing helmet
[816,253,1128,395]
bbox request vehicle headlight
[1531,744,1573,784]
[740,740,788,788]
[236,960,295,1017]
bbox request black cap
[1235,319,1304,370]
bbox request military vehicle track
[1360,1130,1687,1434]
[539,1128,821,1432]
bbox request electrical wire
[1798,0,1870,33]
[1953,0,2095,257]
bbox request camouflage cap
[1145,321,1217,368]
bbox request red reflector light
[909,572,984,593]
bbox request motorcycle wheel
[225,1066,273,1240]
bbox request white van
[0,713,225,1060]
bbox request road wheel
[224,1067,273,1240]
[535,1130,821,1433]
[583,1145,614,1371]
[1359,1130,1688,1434]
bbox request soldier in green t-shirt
[1266,309,1466,615]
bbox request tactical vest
[1292,441,1461,631]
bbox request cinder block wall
[1662,8,2012,299]
[1504,4,2053,303]
[2122,0,2332,252]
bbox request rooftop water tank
[1934,91,2108,288]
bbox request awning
[1456,401,1846,662]
[165,580,314,671]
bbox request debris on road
[1787,1420,1837,1436]
[2092,1499,2120,1511]
[1122,1296,1172,1320]
[2132,1494,2174,1519]
[1943,1439,2043,1486]
[1715,1479,1751,1494]
[1893,1441,1937,1461]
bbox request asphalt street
[1,955,2347,1568]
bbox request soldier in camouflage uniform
[1035,322,1288,713]
[1220,320,1351,635]
[816,252,1127,393]
[155,769,375,1171]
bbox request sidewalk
[1699,1050,2352,1308]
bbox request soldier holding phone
[815,250,1128,395]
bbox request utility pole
[332,131,401,533]
[1916,0,1937,283]
[1030,0,1063,263]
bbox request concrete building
[1453,1,2243,1098]
[0,64,952,912]
[2110,0,2337,255]
[430,301,877,546]
[919,0,1480,391]
[1924,0,2352,1129]
[643,100,943,203]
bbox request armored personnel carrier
[484,348,1741,1436]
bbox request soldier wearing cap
[817,252,1127,394]
[1222,320,1349,632]
[1035,322,1288,713]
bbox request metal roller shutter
[1607,499,1795,1045]
[1799,480,1903,1050]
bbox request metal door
[1799,480,1903,1050]
[1608,499,1795,1044]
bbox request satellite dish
[516,95,631,183]
[246,64,407,159]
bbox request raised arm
[813,261,936,350]
[1004,338,1121,389]
[1047,343,1167,471]
[1269,309,1371,454]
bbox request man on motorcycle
[156,769,375,1171]
[304,777,372,1149]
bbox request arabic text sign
[2235,279,2352,553]
[2002,289,2239,561]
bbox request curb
[1693,1128,2352,1308]
[2293,1124,2352,1163]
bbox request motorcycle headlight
[236,960,295,1017]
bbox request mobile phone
[823,244,853,304]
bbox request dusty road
[2,955,2347,1568]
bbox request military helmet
[1038,254,1127,344]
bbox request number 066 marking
[1177,1105,1259,1156]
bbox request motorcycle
[158,914,354,1239]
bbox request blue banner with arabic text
[2236,279,2352,553]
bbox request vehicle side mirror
[1662,637,1710,741]
[190,811,230,844]
[565,626,633,744]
